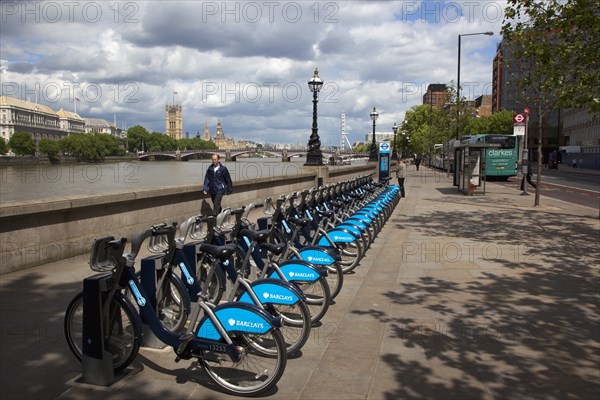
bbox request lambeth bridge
[138,147,368,163]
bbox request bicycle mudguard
[196,302,279,341]
[338,220,367,233]
[269,259,327,282]
[349,212,374,224]
[237,278,305,306]
[317,227,360,247]
[293,246,341,265]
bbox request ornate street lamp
[368,106,379,161]
[305,68,324,166]
[392,122,398,160]
[456,31,494,139]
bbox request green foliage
[464,110,515,135]
[8,131,36,156]
[0,137,8,155]
[401,103,462,157]
[126,125,150,152]
[352,143,371,152]
[38,139,61,160]
[59,133,125,161]
[146,131,177,152]
[502,0,600,112]
[501,0,600,206]
[179,137,218,150]
[126,125,217,153]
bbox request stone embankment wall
[0,164,375,274]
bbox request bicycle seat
[316,210,335,219]
[239,229,270,244]
[260,242,286,256]
[288,216,311,227]
[198,243,237,261]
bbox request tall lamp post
[305,68,324,166]
[368,106,379,161]
[456,31,494,139]
[392,122,398,160]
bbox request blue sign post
[378,142,390,183]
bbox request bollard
[81,273,115,386]
[139,255,167,349]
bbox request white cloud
[0,0,507,145]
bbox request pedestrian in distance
[396,159,406,198]
[414,156,421,172]
[572,158,577,168]
[203,154,233,215]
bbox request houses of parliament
[165,103,236,149]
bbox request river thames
[0,158,368,203]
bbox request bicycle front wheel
[265,301,311,356]
[202,329,287,397]
[294,278,330,325]
[64,292,140,373]
[325,261,344,300]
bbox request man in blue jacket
[203,154,233,215]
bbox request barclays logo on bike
[262,291,294,302]
[228,318,265,330]
[307,255,334,264]
[289,271,315,279]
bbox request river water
[0,158,367,204]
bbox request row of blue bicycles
[64,174,400,396]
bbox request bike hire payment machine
[379,142,390,183]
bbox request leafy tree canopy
[38,139,61,160]
[8,131,36,156]
[502,0,600,112]
[0,137,8,155]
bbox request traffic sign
[513,113,526,125]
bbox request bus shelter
[453,142,500,195]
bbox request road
[496,168,599,210]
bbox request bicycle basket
[89,236,122,272]
[189,220,209,240]
[147,233,170,254]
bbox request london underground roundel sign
[513,113,525,125]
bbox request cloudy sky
[1,1,505,146]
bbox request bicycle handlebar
[128,223,177,262]
[179,215,214,241]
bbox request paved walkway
[1,167,599,400]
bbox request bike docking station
[453,142,499,196]
[139,254,170,349]
[378,142,390,183]
[77,236,135,387]
[80,272,117,386]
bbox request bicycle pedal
[176,331,194,354]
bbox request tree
[502,0,600,205]
[39,139,61,161]
[146,131,177,152]
[352,143,371,152]
[464,110,514,135]
[8,131,36,156]
[401,104,456,160]
[59,134,114,161]
[0,137,8,155]
[126,125,150,152]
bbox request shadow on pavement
[356,206,600,400]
